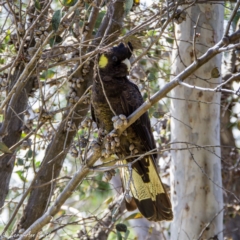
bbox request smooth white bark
[170,4,224,240]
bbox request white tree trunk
[170,4,224,240]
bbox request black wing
[120,80,156,156]
[119,79,173,221]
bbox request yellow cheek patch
[99,54,108,68]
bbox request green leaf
[116,223,127,232]
[124,35,142,49]
[124,0,133,16]
[17,158,24,166]
[49,35,63,47]
[166,37,174,44]
[21,132,27,138]
[0,44,6,53]
[95,11,106,29]
[232,10,240,28]
[35,0,41,11]
[40,69,56,79]
[4,30,11,44]
[103,196,113,205]
[237,118,240,130]
[0,141,12,153]
[116,231,122,240]
[52,10,62,32]
[62,0,78,7]
[35,161,41,168]
[124,230,130,240]
[15,170,27,182]
[153,111,163,118]
[25,149,33,159]
[124,212,143,221]
[148,70,157,82]
[146,30,157,37]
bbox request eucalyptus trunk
[170,4,224,240]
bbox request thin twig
[187,143,240,203]
[177,73,240,95]
[197,207,225,240]
[192,13,201,62]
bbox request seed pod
[114,119,123,129]
[85,61,90,66]
[133,149,139,154]
[70,91,76,98]
[83,63,89,69]
[119,114,126,120]
[17,22,25,35]
[49,112,54,119]
[122,131,127,136]
[19,229,25,234]
[74,96,79,102]
[112,116,118,122]
[21,140,30,150]
[101,149,107,157]
[42,112,47,119]
[129,144,135,151]
[85,117,91,123]
[40,35,46,42]
[235,50,240,57]
[179,11,187,21]
[82,68,89,74]
[71,145,78,154]
[79,137,87,148]
[71,151,78,158]
[81,120,88,128]
[28,47,37,56]
[34,30,42,35]
[71,82,76,88]
[106,148,112,155]
[111,141,116,148]
[109,132,117,137]
[84,25,90,31]
[115,146,120,152]
[1,79,7,87]
[125,193,132,203]
[66,47,72,53]
[105,142,110,150]
[102,171,112,182]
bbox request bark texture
[170,4,224,240]
[0,64,34,208]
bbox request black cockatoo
[91,42,173,221]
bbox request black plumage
[91,42,173,221]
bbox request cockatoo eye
[112,56,118,62]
